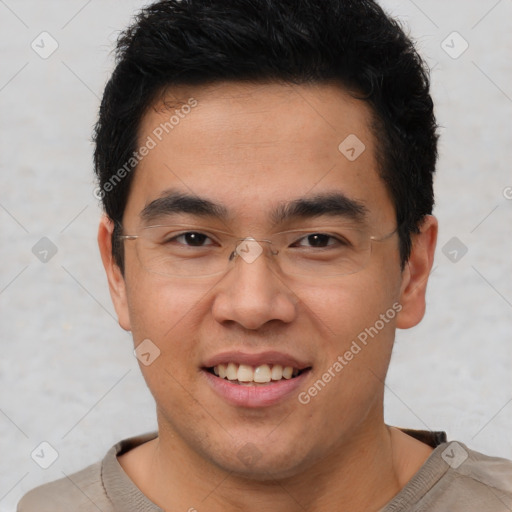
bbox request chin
[206,441,316,482]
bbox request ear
[396,215,438,329]
[97,215,132,331]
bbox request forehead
[125,81,395,229]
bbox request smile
[208,363,306,385]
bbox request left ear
[396,215,438,329]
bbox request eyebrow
[140,188,368,226]
[140,189,228,223]
[271,192,368,226]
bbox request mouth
[205,363,309,385]
[201,351,312,407]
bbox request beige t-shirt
[17,429,512,512]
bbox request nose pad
[232,237,264,264]
[230,237,278,266]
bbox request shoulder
[383,438,512,512]
[16,432,158,512]
[17,460,112,512]
[430,442,512,511]
[455,443,512,492]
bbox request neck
[120,419,432,512]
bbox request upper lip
[203,350,311,370]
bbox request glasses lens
[134,225,230,277]
[129,225,373,278]
[275,228,372,277]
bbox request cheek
[125,274,212,356]
[124,277,213,411]
[291,270,399,345]
[293,270,401,404]
[295,276,399,422]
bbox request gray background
[1,0,511,510]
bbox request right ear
[97,215,132,331]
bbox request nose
[211,240,297,330]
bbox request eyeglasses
[118,223,398,279]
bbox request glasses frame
[117,222,399,279]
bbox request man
[18,0,512,510]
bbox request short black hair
[93,0,438,272]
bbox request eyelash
[167,231,348,248]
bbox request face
[99,81,435,480]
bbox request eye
[169,232,215,247]
[292,233,347,249]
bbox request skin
[98,81,437,511]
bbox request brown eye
[305,234,331,247]
[293,233,342,248]
[173,232,213,246]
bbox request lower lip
[202,369,310,408]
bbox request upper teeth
[213,363,299,383]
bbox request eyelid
[144,224,233,236]
[143,224,366,241]
[273,224,365,234]
[156,227,225,246]
[292,233,343,246]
